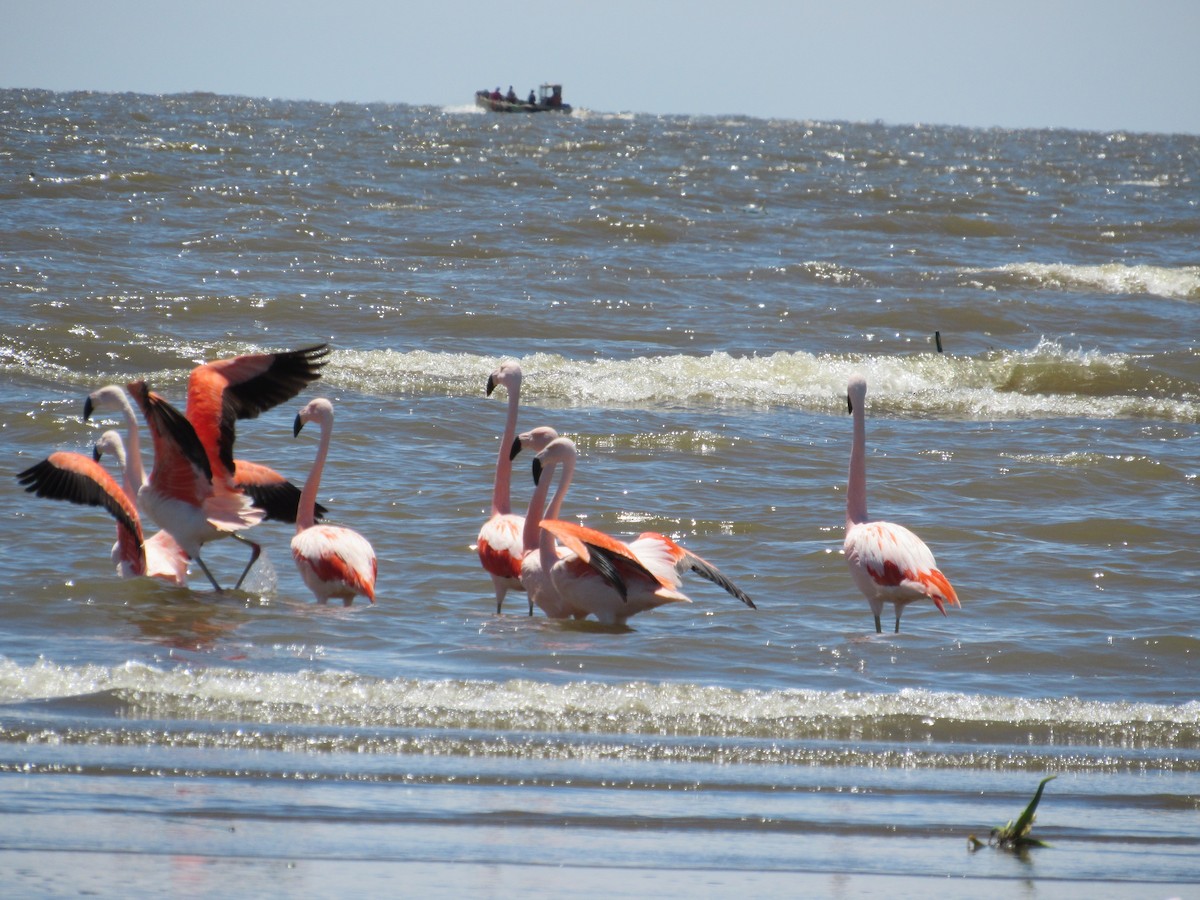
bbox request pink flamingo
[476,360,527,613]
[85,381,324,524]
[127,379,264,592]
[83,385,151,498]
[15,439,187,583]
[521,437,754,625]
[518,435,593,619]
[843,374,959,633]
[183,344,329,523]
[291,398,377,606]
[126,344,327,589]
[93,429,190,584]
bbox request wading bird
[522,437,754,625]
[291,398,377,606]
[93,429,190,584]
[843,374,959,633]
[15,437,187,584]
[183,344,329,522]
[85,380,324,525]
[128,380,263,591]
[476,360,527,613]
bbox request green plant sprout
[969,775,1056,853]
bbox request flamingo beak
[509,435,523,460]
[486,374,497,397]
[293,413,305,437]
[847,394,854,414]
[532,457,544,485]
[82,396,95,422]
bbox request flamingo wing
[187,345,329,475]
[143,529,190,584]
[628,531,755,609]
[233,458,324,523]
[846,521,959,614]
[129,381,214,503]
[478,513,524,581]
[540,518,664,598]
[676,546,755,609]
[292,525,377,602]
[17,451,146,574]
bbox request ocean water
[1,88,1198,896]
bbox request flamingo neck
[521,454,575,557]
[522,462,553,554]
[298,418,332,532]
[107,441,133,498]
[539,457,574,562]
[120,394,148,491]
[491,384,520,516]
[847,402,869,528]
[545,456,574,523]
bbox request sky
[4,0,1199,135]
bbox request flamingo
[125,343,328,589]
[518,435,598,620]
[84,382,325,524]
[127,379,264,592]
[291,398,377,606]
[522,437,755,625]
[15,439,188,583]
[476,360,526,613]
[83,385,150,497]
[843,374,959,633]
[92,429,190,584]
[183,344,329,523]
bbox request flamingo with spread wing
[522,437,754,625]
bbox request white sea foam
[970,262,1200,301]
[329,340,1200,422]
[3,658,1196,736]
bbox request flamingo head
[531,436,577,485]
[93,430,126,464]
[511,425,560,461]
[83,383,134,423]
[294,397,335,437]
[847,374,868,415]
[486,359,522,398]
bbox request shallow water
[1,89,1198,894]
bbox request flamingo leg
[194,556,225,593]
[874,614,883,634]
[230,532,262,590]
[493,581,506,616]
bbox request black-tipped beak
[486,374,497,397]
[847,394,854,414]
[93,444,102,462]
[83,396,94,422]
[293,413,305,437]
[532,457,543,485]
[509,435,523,460]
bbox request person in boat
[527,89,537,106]
[490,87,502,101]
[505,86,518,103]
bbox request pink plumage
[475,360,526,612]
[844,374,960,633]
[291,398,377,606]
[521,437,753,625]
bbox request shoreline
[1,852,1191,899]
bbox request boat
[475,83,572,114]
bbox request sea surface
[1,88,1198,897]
